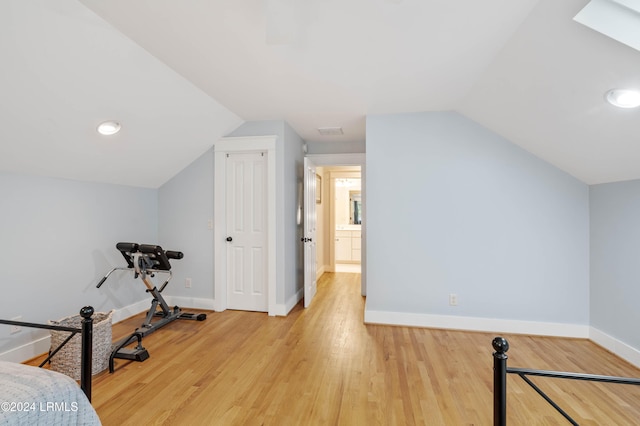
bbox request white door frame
[306,153,366,296]
[214,136,277,315]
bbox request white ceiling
[460,0,640,185]
[0,1,242,188]
[2,0,640,186]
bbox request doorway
[214,136,277,315]
[305,153,366,296]
[324,166,362,274]
[225,151,268,311]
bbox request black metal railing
[492,336,640,425]
[0,306,94,401]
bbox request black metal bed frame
[492,336,640,425]
[0,306,95,401]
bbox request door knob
[226,237,233,242]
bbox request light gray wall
[4,111,611,359]
[158,121,305,305]
[158,150,215,300]
[159,120,306,308]
[365,112,590,324]
[158,122,282,303]
[307,140,365,154]
[0,172,157,354]
[284,122,305,299]
[590,180,640,349]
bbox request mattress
[0,361,101,425]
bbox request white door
[303,157,317,308]
[226,152,268,312]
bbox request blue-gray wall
[0,172,157,356]
[284,123,306,300]
[158,120,305,309]
[365,112,590,324]
[590,180,640,350]
[307,140,365,154]
[0,117,305,359]
[158,150,215,302]
[7,111,640,360]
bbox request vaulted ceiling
[2,0,639,187]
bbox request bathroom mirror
[334,177,361,226]
[349,191,362,225]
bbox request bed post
[80,306,94,401]
[493,337,509,426]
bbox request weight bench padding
[165,250,183,260]
[138,244,172,271]
[114,243,181,271]
[116,242,139,269]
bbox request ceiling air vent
[317,127,343,136]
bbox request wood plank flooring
[48,273,640,424]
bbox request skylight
[574,0,640,52]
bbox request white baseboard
[272,288,304,316]
[364,309,640,369]
[163,296,216,311]
[0,299,151,363]
[316,265,326,279]
[0,336,51,363]
[364,309,590,338]
[590,327,640,369]
[288,287,304,313]
[7,302,638,372]
[111,299,150,323]
[271,305,286,316]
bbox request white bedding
[0,361,101,425]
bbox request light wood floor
[48,273,640,424]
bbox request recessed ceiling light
[97,121,121,135]
[605,89,640,108]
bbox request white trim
[590,327,640,369]
[316,264,326,279]
[111,299,150,323]
[0,336,50,363]
[5,301,640,372]
[164,296,216,312]
[0,299,150,363]
[214,136,278,315]
[272,287,304,316]
[364,309,590,338]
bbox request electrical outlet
[449,294,458,306]
[10,316,22,334]
[207,219,213,230]
[185,278,192,288]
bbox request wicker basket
[49,310,114,380]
